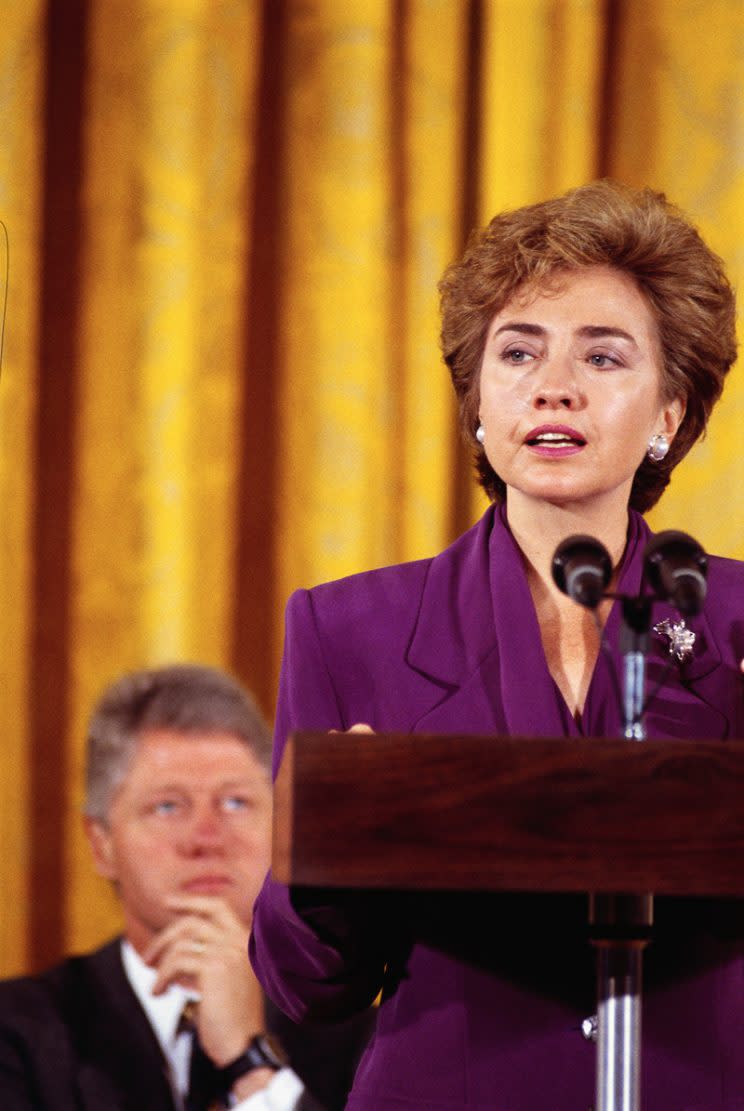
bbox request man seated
[0,664,373,1109]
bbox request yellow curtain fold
[480,0,604,217]
[0,1,46,977]
[398,0,472,560]
[276,0,397,619]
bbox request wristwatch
[218,1033,288,1088]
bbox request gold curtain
[0,0,742,977]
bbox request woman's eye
[503,348,535,364]
[588,352,619,368]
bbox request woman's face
[477,266,684,516]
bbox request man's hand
[143,895,264,1068]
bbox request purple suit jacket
[251,506,744,1111]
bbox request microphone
[552,535,612,609]
[643,530,707,617]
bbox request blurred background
[0,0,742,977]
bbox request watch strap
[218,1033,287,1088]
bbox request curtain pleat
[0,0,741,974]
[0,0,46,979]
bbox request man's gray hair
[84,663,272,825]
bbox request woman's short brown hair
[439,180,737,512]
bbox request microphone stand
[589,595,654,1111]
[619,596,652,742]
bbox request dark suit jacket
[0,938,374,1109]
[251,505,744,1110]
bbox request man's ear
[84,817,118,881]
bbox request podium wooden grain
[273,732,744,896]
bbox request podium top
[273,732,744,896]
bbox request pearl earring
[475,424,485,445]
[647,433,670,463]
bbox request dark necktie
[178,1003,226,1111]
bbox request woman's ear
[662,395,686,443]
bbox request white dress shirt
[121,940,304,1110]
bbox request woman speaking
[250,181,743,1109]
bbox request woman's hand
[330,723,376,734]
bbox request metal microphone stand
[590,595,654,1111]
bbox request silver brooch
[653,618,695,662]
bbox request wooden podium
[273,732,744,895]
[272,731,744,1111]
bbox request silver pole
[590,894,653,1111]
[596,944,643,1111]
[622,651,646,740]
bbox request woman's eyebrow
[492,322,545,337]
[578,324,638,345]
[492,321,639,347]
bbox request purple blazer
[251,506,744,1111]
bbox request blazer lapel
[407,506,566,738]
[412,643,509,735]
[406,508,498,688]
[407,507,502,736]
[76,940,177,1110]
